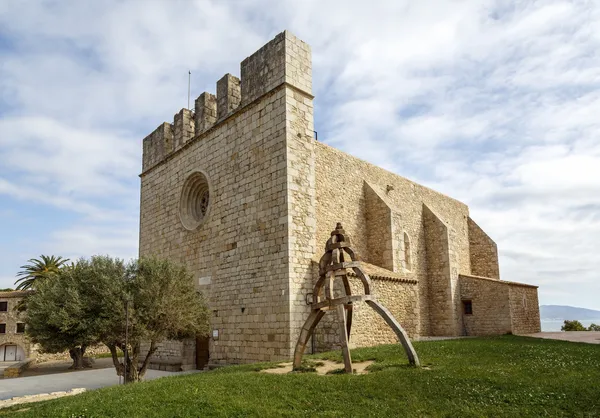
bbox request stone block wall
[140,87,290,365]
[458,275,540,335]
[0,292,31,360]
[314,142,471,338]
[458,274,512,335]
[364,182,394,271]
[241,31,312,106]
[139,31,314,365]
[139,29,541,365]
[509,284,541,334]
[423,205,461,336]
[285,85,316,355]
[313,274,419,351]
[468,217,500,279]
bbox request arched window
[404,232,412,271]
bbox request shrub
[561,320,587,331]
[588,323,600,331]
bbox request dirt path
[524,331,600,344]
[261,360,374,375]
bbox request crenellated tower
[139,30,315,367]
[141,30,312,172]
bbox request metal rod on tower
[188,70,191,110]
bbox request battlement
[141,30,312,172]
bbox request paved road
[524,331,600,344]
[0,367,186,400]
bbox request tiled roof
[458,274,538,289]
[349,261,418,284]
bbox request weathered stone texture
[140,87,290,365]
[468,217,500,279]
[139,31,315,366]
[509,285,541,334]
[314,143,472,338]
[173,108,195,149]
[285,86,316,355]
[241,31,312,106]
[0,291,31,361]
[313,275,419,352]
[459,275,512,335]
[364,183,394,271]
[138,30,540,367]
[194,92,217,134]
[459,274,540,335]
[140,339,196,371]
[423,205,461,336]
[142,122,174,172]
[217,74,241,120]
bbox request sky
[0,0,599,310]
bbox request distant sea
[541,319,600,332]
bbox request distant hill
[540,305,600,320]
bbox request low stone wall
[3,358,34,378]
[459,275,511,336]
[34,344,111,363]
[314,276,419,351]
[509,284,541,334]
[459,274,540,336]
[140,339,196,371]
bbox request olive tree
[25,257,123,368]
[26,256,209,380]
[101,257,210,383]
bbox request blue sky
[0,0,599,310]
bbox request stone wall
[139,31,313,365]
[458,274,540,335]
[314,142,471,338]
[459,274,512,335]
[509,284,541,334]
[423,205,461,336]
[313,273,419,351]
[285,84,316,355]
[468,217,500,279]
[140,339,196,371]
[138,29,541,365]
[364,182,394,271]
[140,86,290,365]
[0,292,31,360]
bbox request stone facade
[138,30,541,368]
[0,291,31,361]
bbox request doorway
[195,336,209,369]
[4,345,17,361]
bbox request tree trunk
[68,346,87,369]
[107,343,124,376]
[106,341,158,383]
[138,341,157,380]
[125,342,141,383]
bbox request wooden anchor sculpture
[293,223,420,373]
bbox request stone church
[139,31,541,369]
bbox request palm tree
[15,255,70,291]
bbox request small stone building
[0,291,31,362]
[139,31,541,368]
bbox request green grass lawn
[4,336,600,417]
